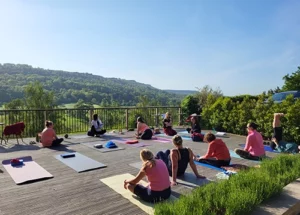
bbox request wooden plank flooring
[0,130,277,215]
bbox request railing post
[89,109,94,122]
[44,110,47,122]
[155,108,158,127]
[125,108,129,130]
[178,107,182,126]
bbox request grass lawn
[154,154,300,215]
[60,103,102,109]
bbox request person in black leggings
[135,117,153,140]
[156,135,205,186]
[194,132,231,167]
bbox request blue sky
[0,0,299,96]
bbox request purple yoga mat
[151,137,172,143]
[111,138,150,147]
[2,156,53,185]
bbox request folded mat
[54,152,107,173]
[129,161,210,188]
[81,141,125,153]
[2,156,53,185]
[100,173,176,215]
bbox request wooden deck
[0,130,277,215]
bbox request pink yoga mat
[111,138,150,147]
[151,137,172,143]
[2,156,53,185]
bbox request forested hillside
[0,63,184,106]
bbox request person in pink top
[40,120,64,147]
[234,122,266,160]
[135,117,153,140]
[124,149,171,203]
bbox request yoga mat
[182,136,192,141]
[194,160,225,172]
[229,150,260,162]
[2,156,53,185]
[111,138,150,148]
[100,173,176,215]
[129,162,210,188]
[81,142,125,153]
[239,144,279,153]
[154,133,168,137]
[152,137,172,143]
[54,152,107,173]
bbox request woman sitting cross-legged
[162,112,177,136]
[88,114,106,137]
[234,122,266,160]
[187,115,203,142]
[135,117,153,140]
[156,135,205,186]
[124,149,171,203]
[41,120,64,147]
[194,132,231,167]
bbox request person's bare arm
[273,113,283,128]
[170,150,179,184]
[125,168,146,185]
[188,148,205,178]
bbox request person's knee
[127,184,135,193]
[234,148,240,153]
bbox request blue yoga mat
[239,144,279,153]
[229,150,260,161]
[194,160,225,172]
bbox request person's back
[91,119,103,131]
[139,122,149,132]
[145,159,170,191]
[41,127,55,147]
[208,139,230,160]
[168,148,189,176]
[247,130,265,156]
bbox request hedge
[154,154,300,215]
[201,94,300,144]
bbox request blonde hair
[172,135,183,146]
[140,149,156,169]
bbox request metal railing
[0,106,182,137]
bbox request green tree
[282,66,300,91]
[24,81,56,109]
[181,95,199,120]
[195,85,223,109]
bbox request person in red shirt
[194,132,231,167]
[40,120,64,147]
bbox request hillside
[0,63,182,106]
[164,90,197,95]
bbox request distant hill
[164,90,197,96]
[0,63,182,106]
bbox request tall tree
[195,85,223,109]
[282,66,300,91]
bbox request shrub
[154,154,300,215]
[201,94,300,144]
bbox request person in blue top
[269,113,300,153]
